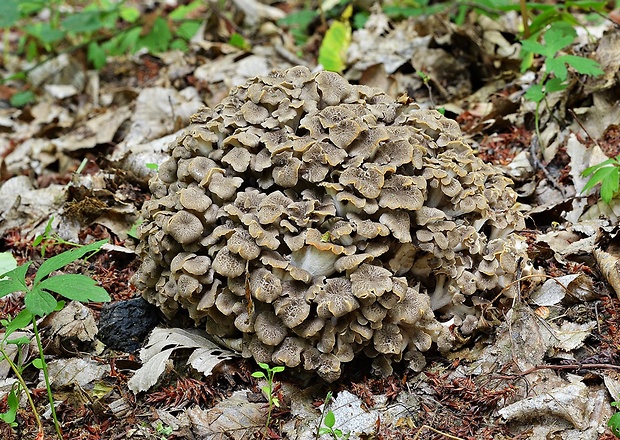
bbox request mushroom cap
[315,278,360,318]
[249,268,282,303]
[255,311,288,346]
[164,211,204,244]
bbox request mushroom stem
[290,246,338,278]
[430,274,451,311]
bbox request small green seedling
[581,155,620,204]
[252,362,285,431]
[0,239,110,439]
[521,22,603,144]
[33,217,82,257]
[609,394,620,437]
[317,391,350,439]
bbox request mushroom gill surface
[133,67,527,381]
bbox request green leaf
[127,218,143,239]
[324,410,336,428]
[38,274,110,303]
[544,77,567,93]
[10,90,35,107]
[520,39,549,57]
[170,0,202,20]
[0,252,17,277]
[0,263,31,298]
[0,390,18,426]
[24,22,65,44]
[524,84,545,103]
[271,366,285,373]
[106,27,141,55]
[24,287,57,316]
[252,372,266,379]
[120,6,140,23]
[278,9,317,46]
[601,169,620,203]
[318,7,352,73]
[546,57,569,81]
[228,33,249,50]
[581,165,618,193]
[582,157,618,177]
[34,239,107,284]
[543,24,576,53]
[0,0,20,28]
[4,310,33,338]
[258,362,269,370]
[261,385,271,396]
[33,217,53,247]
[6,335,31,345]
[353,12,369,29]
[609,412,620,436]
[61,10,106,34]
[88,41,107,70]
[558,55,604,77]
[138,17,172,53]
[176,21,201,41]
[32,358,43,369]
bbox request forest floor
[2,1,620,439]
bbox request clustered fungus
[133,67,526,381]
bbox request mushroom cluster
[133,67,526,381]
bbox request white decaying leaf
[128,327,238,393]
[187,390,264,439]
[530,273,594,306]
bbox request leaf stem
[0,345,43,435]
[32,318,63,440]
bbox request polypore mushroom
[134,67,528,382]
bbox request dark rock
[98,297,159,353]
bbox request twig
[412,425,465,440]
[568,108,599,148]
[494,362,620,379]
[529,136,568,197]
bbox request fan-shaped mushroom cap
[374,323,403,355]
[255,311,287,346]
[212,248,245,278]
[303,347,342,382]
[350,264,393,299]
[272,337,306,367]
[250,268,282,303]
[165,211,204,244]
[379,211,411,243]
[315,71,351,106]
[227,229,261,260]
[316,278,360,318]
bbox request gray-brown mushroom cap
[164,211,204,244]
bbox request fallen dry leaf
[128,327,238,393]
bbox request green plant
[0,239,110,439]
[251,362,284,431]
[1,0,203,106]
[609,394,620,437]
[521,21,603,144]
[33,217,82,257]
[155,421,173,438]
[316,391,350,439]
[581,154,620,204]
